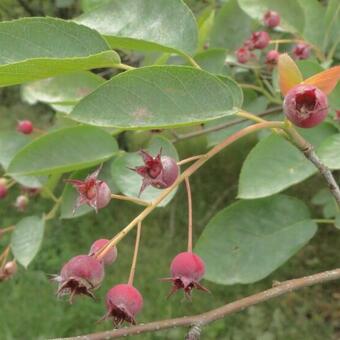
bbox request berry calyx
[283,84,328,128]
[15,195,29,212]
[292,43,310,60]
[235,47,251,64]
[263,10,280,28]
[265,50,280,66]
[0,178,8,199]
[89,239,117,266]
[162,252,209,299]
[65,165,111,214]
[54,255,105,303]
[17,120,33,134]
[250,31,270,50]
[132,149,179,196]
[102,284,143,325]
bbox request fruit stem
[96,121,284,261]
[313,219,335,224]
[177,155,205,166]
[239,84,281,104]
[185,177,193,253]
[111,194,150,206]
[0,226,15,235]
[128,221,142,286]
[44,198,62,221]
[113,63,136,71]
[184,54,201,69]
[0,246,10,269]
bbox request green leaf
[210,0,252,50]
[335,212,340,230]
[8,126,118,176]
[0,17,120,87]
[21,71,105,106]
[193,49,230,76]
[238,124,337,199]
[60,160,118,219]
[197,6,215,51]
[323,0,340,50]
[111,136,178,206]
[70,66,239,129]
[11,216,45,268]
[195,195,317,284]
[237,0,305,33]
[319,134,340,169]
[311,188,338,219]
[298,0,325,48]
[76,0,198,55]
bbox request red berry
[162,252,209,299]
[4,261,17,276]
[263,10,280,28]
[335,110,340,121]
[103,284,143,325]
[17,120,33,134]
[292,43,310,60]
[65,165,111,214]
[236,47,251,64]
[265,50,280,65]
[283,84,328,128]
[15,195,29,212]
[0,178,8,199]
[132,149,179,196]
[54,255,105,303]
[89,239,117,266]
[250,31,270,49]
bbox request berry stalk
[128,221,142,286]
[185,178,193,253]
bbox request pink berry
[0,178,8,199]
[265,50,280,65]
[162,252,209,298]
[283,84,328,128]
[54,255,105,303]
[250,31,270,49]
[335,110,340,121]
[65,165,111,214]
[263,10,280,28]
[292,43,310,60]
[132,149,179,196]
[89,239,117,266]
[236,47,251,64]
[17,120,33,134]
[4,261,17,276]
[15,195,29,212]
[103,284,143,325]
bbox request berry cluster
[53,151,207,326]
[235,10,310,66]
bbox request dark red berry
[102,284,143,325]
[0,178,8,199]
[132,149,179,196]
[292,43,310,60]
[236,47,251,64]
[265,50,280,65]
[15,195,29,212]
[54,255,105,303]
[65,165,111,214]
[250,31,270,49]
[263,10,280,28]
[89,239,117,266]
[283,84,328,128]
[17,120,33,134]
[162,252,209,299]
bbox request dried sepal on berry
[65,165,111,214]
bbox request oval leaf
[8,126,118,176]
[278,53,303,96]
[0,17,120,86]
[76,0,198,55]
[195,195,317,284]
[111,136,178,206]
[11,216,45,268]
[319,134,340,169]
[70,66,238,129]
[238,124,337,199]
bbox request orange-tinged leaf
[303,66,340,95]
[278,53,303,96]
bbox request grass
[0,89,339,339]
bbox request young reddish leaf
[303,66,340,95]
[278,53,303,96]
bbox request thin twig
[172,107,282,143]
[111,194,150,206]
[128,222,142,286]
[185,178,193,253]
[177,155,205,166]
[54,268,340,340]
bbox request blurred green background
[0,1,339,339]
